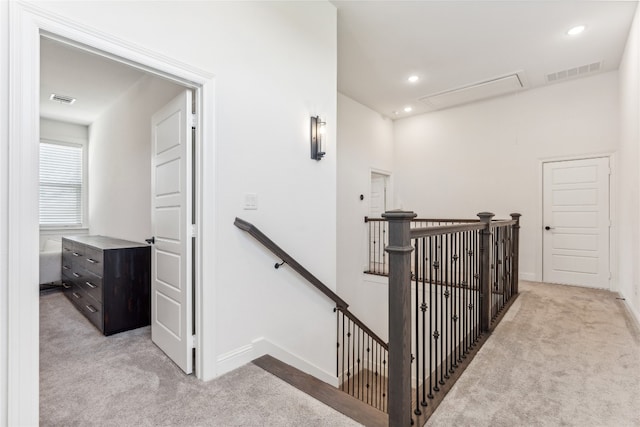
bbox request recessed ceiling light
[403,106,413,113]
[567,25,586,36]
[393,111,399,115]
[407,75,419,83]
[49,93,76,105]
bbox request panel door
[542,157,610,288]
[370,172,388,217]
[151,90,193,373]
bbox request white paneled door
[151,90,193,374]
[370,172,388,217]
[542,157,610,289]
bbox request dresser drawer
[78,298,103,332]
[79,271,102,303]
[84,246,103,277]
[66,284,103,332]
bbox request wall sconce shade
[310,116,326,160]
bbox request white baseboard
[621,294,640,330]
[215,337,338,387]
[519,272,536,282]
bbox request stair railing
[384,211,521,426]
[234,217,389,412]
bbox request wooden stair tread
[253,355,387,427]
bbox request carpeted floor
[426,281,640,427]
[40,281,640,426]
[39,292,361,426]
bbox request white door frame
[369,167,393,215]
[5,3,217,424]
[538,153,616,289]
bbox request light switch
[243,193,258,210]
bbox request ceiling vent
[49,93,76,105]
[546,62,602,84]
[419,72,526,110]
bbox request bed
[40,239,62,285]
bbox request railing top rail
[490,219,517,227]
[365,216,479,223]
[410,222,484,239]
[234,217,349,310]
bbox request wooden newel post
[383,210,416,427]
[510,213,521,295]
[477,212,494,332]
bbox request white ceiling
[40,37,146,125]
[333,0,638,119]
[40,2,639,124]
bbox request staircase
[235,211,521,426]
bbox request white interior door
[543,157,610,289]
[370,172,388,217]
[151,90,193,374]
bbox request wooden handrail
[365,216,479,223]
[234,217,389,350]
[235,217,349,309]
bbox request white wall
[0,0,8,423]
[39,118,89,247]
[11,0,337,389]
[337,93,394,340]
[1,2,337,423]
[394,72,620,282]
[619,5,640,324]
[88,74,183,244]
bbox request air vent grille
[49,93,76,105]
[546,62,602,83]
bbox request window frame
[39,137,89,230]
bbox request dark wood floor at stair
[253,355,388,427]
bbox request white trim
[621,293,640,330]
[519,272,536,282]
[216,337,338,387]
[0,1,9,424]
[538,152,615,287]
[6,3,218,422]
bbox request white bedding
[39,239,62,284]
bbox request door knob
[544,226,554,231]
[145,236,155,244]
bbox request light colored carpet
[39,292,361,426]
[427,281,640,427]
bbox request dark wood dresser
[61,235,151,336]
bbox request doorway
[6,7,215,422]
[542,157,611,289]
[40,37,198,372]
[370,171,390,218]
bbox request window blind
[39,142,84,226]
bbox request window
[39,141,86,227]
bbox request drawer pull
[63,265,70,270]
[72,292,81,299]
[62,282,71,289]
[86,305,98,313]
[86,258,98,264]
[85,281,97,289]
[72,252,80,257]
[72,272,81,278]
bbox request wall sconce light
[310,116,326,160]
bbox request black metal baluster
[452,232,458,371]
[420,237,427,409]
[368,336,372,405]
[433,234,441,392]
[439,234,445,386]
[414,237,421,415]
[341,311,345,391]
[428,235,434,399]
[444,233,450,380]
